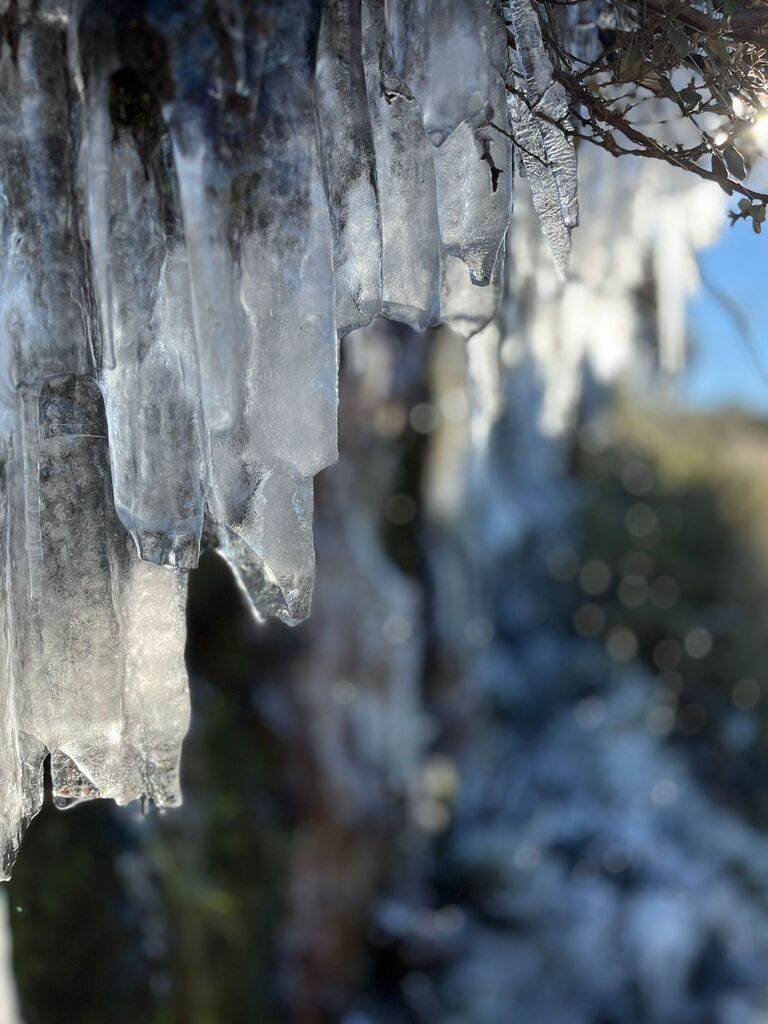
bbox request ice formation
[0,0,578,878]
[504,0,578,275]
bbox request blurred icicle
[504,0,578,274]
[647,170,723,376]
[434,0,513,338]
[440,250,506,341]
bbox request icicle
[316,0,383,337]
[199,0,335,619]
[152,0,336,617]
[504,0,578,274]
[110,531,190,810]
[0,433,38,882]
[0,376,190,876]
[15,13,92,380]
[434,120,513,288]
[17,386,42,598]
[74,3,208,568]
[361,0,441,330]
[34,376,188,811]
[216,0,250,96]
[206,470,316,626]
[0,0,663,882]
[149,1,247,436]
[49,753,100,810]
[0,12,94,602]
[233,181,337,480]
[431,4,511,341]
[384,0,495,146]
[441,249,505,341]
[433,1,513,288]
[166,144,244,435]
[91,130,206,569]
[81,64,117,372]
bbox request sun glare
[753,110,768,153]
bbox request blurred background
[4,144,768,1024]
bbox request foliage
[520,1,768,229]
[573,401,768,821]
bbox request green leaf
[668,24,690,58]
[620,49,645,82]
[722,144,746,181]
[708,36,729,66]
[710,152,728,179]
[640,70,670,93]
[680,85,700,110]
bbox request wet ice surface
[0,0,580,875]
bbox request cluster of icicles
[0,0,577,877]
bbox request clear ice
[503,0,579,274]
[317,0,383,337]
[384,0,496,147]
[0,0,580,877]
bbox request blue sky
[683,219,768,415]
